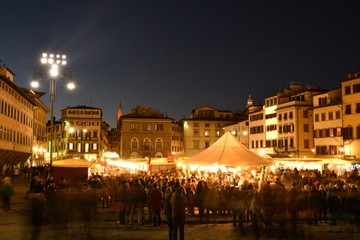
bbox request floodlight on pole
[31,53,74,175]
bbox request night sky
[2,1,360,128]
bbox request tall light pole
[31,53,75,175]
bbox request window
[318,97,327,106]
[345,104,351,115]
[304,139,310,148]
[321,113,326,121]
[303,110,309,118]
[77,143,82,152]
[343,127,353,140]
[131,138,139,149]
[289,112,293,119]
[204,141,210,148]
[336,127,342,137]
[194,141,199,149]
[155,138,163,149]
[353,84,360,93]
[143,138,151,150]
[283,113,288,120]
[357,126,360,139]
[194,130,199,136]
[143,124,152,131]
[328,112,333,120]
[278,114,282,121]
[335,110,341,119]
[345,86,351,95]
[204,130,210,137]
[68,143,74,150]
[289,138,294,148]
[303,124,309,132]
[204,123,210,127]
[84,143,89,152]
[154,124,163,131]
[315,114,319,122]
[278,139,283,148]
[194,123,199,127]
[356,103,360,113]
[130,123,139,131]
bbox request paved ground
[1,177,360,240]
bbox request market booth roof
[183,131,273,167]
[52,159,98,168]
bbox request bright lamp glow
[31,81,39,88]
[50,65,58,77]
[67,82,75,90]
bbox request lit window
[85,143,89,152]
[204,130,210,137]
[77,143,82,152]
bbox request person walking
[79,183,94,237]
[148,182,163,228]
[1,177,14,212]
[171,186,188,240]
[29,175,46,240]
[128,178,146,227]
[115,180,129,224]
[164,187,174,240]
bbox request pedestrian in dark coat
[148,182,163,227]
[79,183,94,237]
[165,187,174,240]
[171,186,188,240]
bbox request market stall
[180,131,273,185]
[52,159,102,185]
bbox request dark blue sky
[2,1,360,128]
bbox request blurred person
[45,175,56,216]
[1,177,14,212]
[148,182,163,228]
[29,175,46,240]
[128,179,146,227]
[165,187,174,240]
[171,186,188,240]
[286,182,300,235]
[100,178,111,208]
[79,183,93,237]
[115,179,129,224]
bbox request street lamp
[31,53,75,174]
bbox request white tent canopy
[52,159,101,168]
[183,131,273,167]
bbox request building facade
[181,106,241,157]
[0,65,38,169]
[119,105,177,159]
[313,88,343,158]
[48,105,109,161]
[342,72,360,158]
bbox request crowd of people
[1,165,360,239]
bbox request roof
[52,159,100,168]
[182,131,273,167]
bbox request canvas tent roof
[52,159,99,168]
[183,131,273,167]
